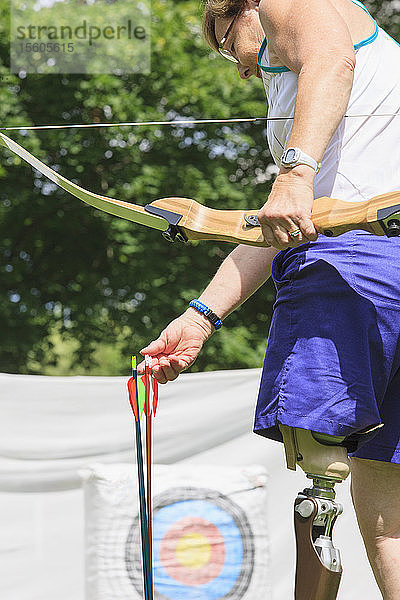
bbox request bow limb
[0,132,168,232]
[0,131,267,246]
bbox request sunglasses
[218,13,240,63]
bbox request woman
[139,0,400,595]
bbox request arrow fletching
[152,378,159,416]
[128,356,159,421]
[144,355,152,416]
[127,376,138,420]
[127,359,146,420]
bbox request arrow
[127,356,153,600]
[144,355,154,599]
[127,356,159,599]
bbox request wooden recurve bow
[1,131,400,245]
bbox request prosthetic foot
[279,425,351,600]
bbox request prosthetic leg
[279,425,350,600]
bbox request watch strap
[281,147,321,174]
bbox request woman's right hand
[137,308,215,383]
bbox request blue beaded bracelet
[189,299,223,330]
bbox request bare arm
[257,0,356,248]
[193,244,279,326]
[139,244,279,381]
[259,0,355,162]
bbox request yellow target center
[175,533,212,569]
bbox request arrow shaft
[146,413,153,594]
[132,367,153,600]
[144,359,154,597]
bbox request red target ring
[160,516,225,585]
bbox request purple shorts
[254,231,400,464]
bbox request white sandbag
[81,463,270,600]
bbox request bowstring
[0,112,399,131]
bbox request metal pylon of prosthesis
[294,474,344,600]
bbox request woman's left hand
[257,167,319,249]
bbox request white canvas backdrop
[0,370,381,599]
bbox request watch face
[285,148,297,163]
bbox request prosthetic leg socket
[280,426,350,600]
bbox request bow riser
[148,193,400,245]
[147,197,266,246]
[311,191,400,238]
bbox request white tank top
[257,0,400,202]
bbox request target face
[126,487,254,599]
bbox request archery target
[125,487,255,599]
[82,463,270,600]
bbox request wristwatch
[280,147,321,174]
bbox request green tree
[0,0,397,374]
[0,0,275,374]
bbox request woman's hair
[202,0,246,52]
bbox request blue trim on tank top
[352,0,379,49]
[257,0,379,73]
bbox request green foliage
[0,0,397,374]
[0,0,274,374]
[364,0,400,33]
